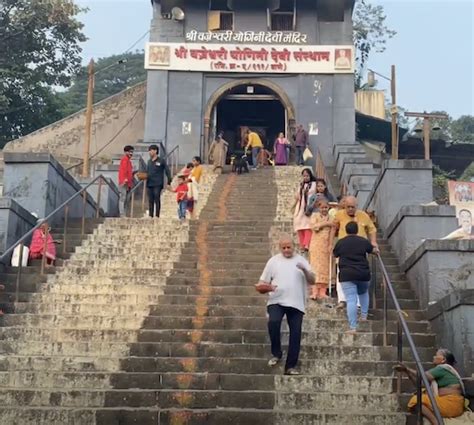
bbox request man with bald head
[256,234,315,375]
[332,196,378,307]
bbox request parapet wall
[3,83,146,161]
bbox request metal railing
[0,175,116,302]
[372,254,444,425]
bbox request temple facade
[144,0,356,164]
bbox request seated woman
[29,221,58,267]
[394,348,466,424]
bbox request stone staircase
[0,165,438,424]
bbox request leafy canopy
[0,0,86,146]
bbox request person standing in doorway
[274,132,290,166]
[332,196,378,309]
[333,221,376,333]
[118,145,134,217]
[146,144,171,218]
[255,234,315,375]
[208,132,229,174]
[245,129,264,170]
[294,124,308,166]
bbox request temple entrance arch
[203,79,296,161]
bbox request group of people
[255,167,468,423]
[118,145,204,223]
[208,125,310,172]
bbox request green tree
[353,0,396,88]
[57,52,147,117]
[0,0,86,147]
[451,115,474,144]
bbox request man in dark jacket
[294,124,308,166]
[146,145,171,218]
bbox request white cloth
[260,253,312,314]
[11,245,29,267]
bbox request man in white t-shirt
[255,234,315,375]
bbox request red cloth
[29,229,56,260]
[118,155,133,189]
[174,183,188,202]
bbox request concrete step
[0,407,407,425]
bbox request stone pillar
[3,153,97,222]
[364,160,433,231]
[0,198,37,253]
[386,205,458,264]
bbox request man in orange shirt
[332,196,378,308]
[118,145,134,217]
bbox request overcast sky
[77,0,474,119]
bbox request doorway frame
[203,79,296,161]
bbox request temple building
[145,0,356,164]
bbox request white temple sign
[145,43,354,74]
[185,30,309,44]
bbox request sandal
[284,368,301,376]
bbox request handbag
[303,147,313,162]
[136,172,148,181]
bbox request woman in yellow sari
[394,348,466,424]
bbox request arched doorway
[203,79,295,160]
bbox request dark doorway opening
[214,84,286,159]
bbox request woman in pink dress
[29,221,57,267]
[293,168,317,252]
[273,132,290,165]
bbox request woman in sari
[394,348,466,424]
[273,132,290,166]
[309,199,334,300]
[29,221,57,267]
[293,168,317,252]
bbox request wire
[123,30,150,54]
[66,102,143,172]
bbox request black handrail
[375,253,445,425]
[0,174,115,265]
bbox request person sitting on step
[29,220,60,267]
[255,234,316,376]
[394,348,467,424]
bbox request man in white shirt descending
[256,234,316,375]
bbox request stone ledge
[403,239,474,273]
[363,159,433,210]
[339,158,374,179]
[386,205,457,239]
[427,289,474,321]
[332,143,364,157]
[0,198,37,224]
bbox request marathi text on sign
[185,30,308,44]
[145,43,354,75]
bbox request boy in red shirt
[171,175,188,224]
[118,145,134,217]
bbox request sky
[77,0,474,119]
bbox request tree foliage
[451,115,474,144]
[0,0,86,147]
[353,0,396,88]
[57,52,147,117]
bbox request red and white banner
[145,42,354,74]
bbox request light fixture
[171,7,185,21]
[367,70,376,88]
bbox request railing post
[416,371,423,424]
[63,205,69,255]
[383,274,388,346]
[130,190,135,218]
[371,255,377,309]
[81,191,87,236]
[397,319,403,395]
[15,243,24,303]
[96,177,103,218]
[40,227,49,275]
[141,180,147,213]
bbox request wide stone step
[0,407,407,425]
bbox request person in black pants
[255,234,315,375]
[146,145,171,218]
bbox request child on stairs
[169,175,188,226]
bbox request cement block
[387,205,458,263]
